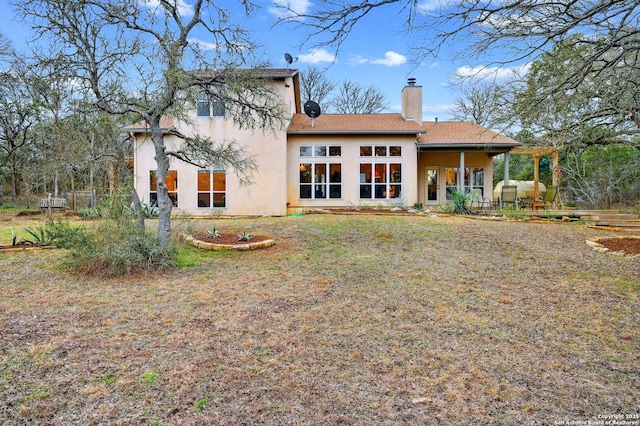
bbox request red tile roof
[288,113,425,134]
[418,121,519,147]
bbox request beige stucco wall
[286,134,419,208]
[417,151,495,205]
[133,76,295,216]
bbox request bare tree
[278,0,638,64]
[300,66,335,106]
[0,33,13,66]
[18,0,288,247]
[0,47,40,200]
[330,80,387,114]
[452,83,504,128]
[300,67,387,114]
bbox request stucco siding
[417,151,494,205]
[133,123,289,217]
[287,134,419,209]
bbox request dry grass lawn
[1,214,639,425]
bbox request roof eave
[417,142,521,151]
[288,130,426,135]
[125,127,174,135]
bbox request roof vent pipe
[407,77,416,86]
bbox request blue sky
[0,0,526,121]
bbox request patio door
[425,166,440,205]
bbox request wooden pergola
[508,146,561,208]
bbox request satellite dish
[304,100,321,128]
[304,100,321,118]
[284,53,298,68]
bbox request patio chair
[534,185,557,209]
[494,185,518,209]
[469,188,491,210]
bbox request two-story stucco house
[128,69,520,216]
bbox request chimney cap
[407,77,417,86]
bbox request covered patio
[501,146,561,209]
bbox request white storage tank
[493,180,547,200]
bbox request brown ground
[0,214,638,425]
[597,237,640,254]
[193,232,271,245]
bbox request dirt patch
[597,237,640,254]
[192,233,271,245]
[15,210,42,217]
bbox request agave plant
[237,231,253,242]
[207,226,221,238]
[10,229,26,247]
[23,225,55,246]
[448,189,473,215]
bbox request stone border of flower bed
[182,234,275,251]
[0,245,57,252]
[585,236,640,259]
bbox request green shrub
[65,217,177,276]
[44,219,88,249]
[126,200,159,219]
[79,206,104,219]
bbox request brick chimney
[401,77,422,125]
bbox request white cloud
[269,0,312,19]
[139,0,194,18]
[188,37,218,51]
[417,0,442,13]
[297,48,336,64]
[423,103,455,114]
[349,55,369,65]
[388,102,455,119]
[370,51,407,67]
[455,63,530,81]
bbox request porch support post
[552,149,560,208]
[458,151,465,191]
[503,152,510,185]
[532,154,540,201]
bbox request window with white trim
[196,91,225,117]
[197,170,226,208]
[150,170,178,207]
[299,145,342,200]
[359,145,402,157]
[445,167,485,199]
[359,145,402,199]
[359,163,402,199]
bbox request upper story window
[360,145,402,157]
[196,91,225,117]
[300,145,341,157]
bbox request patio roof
[416,121,521,152]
